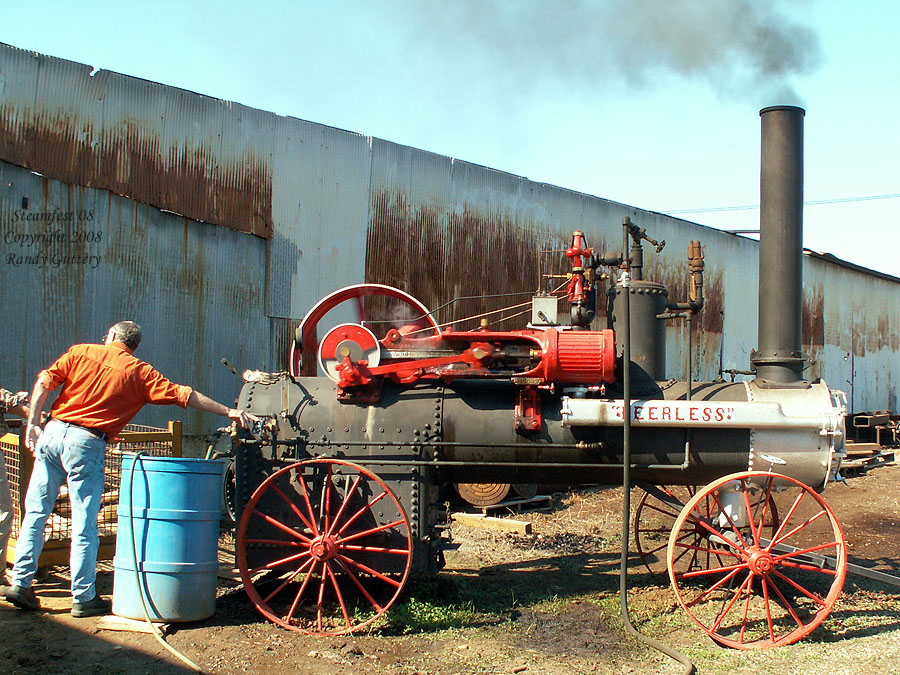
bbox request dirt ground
[2,461,899,675]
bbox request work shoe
[6,585,41,610]
[71,593,111,618]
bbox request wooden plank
[845,442,883,455]
[97,615,171,635]
[217,563,243,582]
[453,512,532,534]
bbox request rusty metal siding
[805,256,900,412]
[0,42,273,237]
[0,159,268,433]
[268,115,372,321]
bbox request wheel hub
[309,535,338,561]
[746,546,775,575]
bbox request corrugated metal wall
[0,42,897,434]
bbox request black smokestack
[752,105,806,386]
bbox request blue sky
[2,0,897,276]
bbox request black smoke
[408,0,822,104]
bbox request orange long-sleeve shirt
[39,341,192,440]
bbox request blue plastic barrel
[112,455,225,622]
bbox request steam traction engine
[232,106,849,648]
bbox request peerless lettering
[610,402,733,423]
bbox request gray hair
[109,321,142,350]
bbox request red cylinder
[540,329,616,384]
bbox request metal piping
[752,105,807,386]
[618,223,695,675]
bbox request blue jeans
[11,419,106,601]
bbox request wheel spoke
[778,560,839,576]
[336,490,390,536]
[325,474,364,536]
[254,510,308,542]
[244,538,307,547]
[318,464,333,534]
[771,568,828,607]
[336,518,407,546]
[763,575,805,630]
[772,540,842,563]
[765,490,805,551]
[710,488,751,549]
[760,571,776,642]
[683,566,746,605]
[676,561,746,582]
[644,501,684,519]
[270,484,317,536]
[770,509,828,549]
[739,579,753,644]
[341,544,412,555]
[263,556,315,605]
[251,549,312,577]
[752,475,776,539]
[316,562,328,632]
[294,468,321,537]
[286,559,320,622]
[324,561,354,632]
[673,542,742,568]
[336,552,404,588]
[710,572,754,633]
[332,555,386,612]
[742,481,761,546]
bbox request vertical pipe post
[752,105,807,386]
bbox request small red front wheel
[667,471,846,649]
[236,459,413,635]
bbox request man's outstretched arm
[187,391,259,428]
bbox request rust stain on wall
[365,190,569,330]
[0,105,273,238]
[801,283,825,379]
[801,283,825,348]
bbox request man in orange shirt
[5,321,259,616]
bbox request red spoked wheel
[667,471,846,649]
[236,459,413,635]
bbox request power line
[664,192,900,214]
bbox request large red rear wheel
[667,471,846,649]
[236,459,413,635]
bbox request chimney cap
[759,105,806,117]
